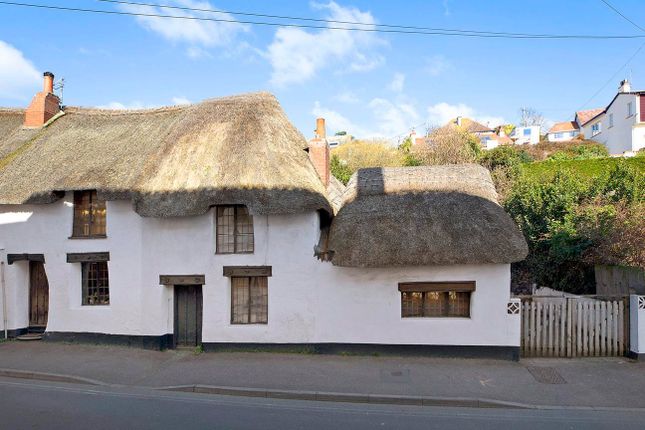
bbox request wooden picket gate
[520,297,629,357]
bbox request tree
[330,139,404,184]
[410,126,481,165]
[519,107,545,130]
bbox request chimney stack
[24,71,61,128]
[456,116,462,126]
[315,117,326,139]
[308,118,330,187]
[619,79,631,93]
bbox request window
[72,190,106,238]
[628,102,634,117]
[554,132,563,139]
[82,261,110,305]
[609,113,614,128]
[399,282,474,318]
[523,128,531,136]
[591,123,601,136]
[216,206,254,253]
[231,276,267,324]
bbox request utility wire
[599,0,645,32]
[97,0,633,39]
[1,1,645,39]
[577,1,645,110]
[577,40,644,110]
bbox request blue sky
[1,0,644,140]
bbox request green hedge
[521,157,645,182]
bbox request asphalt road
[1,377,644,430]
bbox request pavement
[1,341,645,410]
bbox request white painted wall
[630,295,645,355]
[547,129,580,142]
[0,195,519,347]
[512,126,540,145]
[581,94,643,155]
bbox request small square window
[523,128,531,136]
[216,206,254,254]
[82,261,110,305]
[231,276,268,324]
[72,190,106,238]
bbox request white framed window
[554,132,563,139]
[591,123,601,136]
[628,102,634,117]
[609,113,614,128]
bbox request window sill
[68,235,108,240]
[230,322,268,326]
[401,317,472,320]
[215,251,255,255]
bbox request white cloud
[172,97,191,105]
[313,97,420,140]
[427,102,504,128]
[424,55,451,76]
[266,1,386,87]
[388,73,405,92]
[97,101,157,110]
[312,101,366,136]
[119,0,248,56]
[368,97,419,137]
[334,91,360,104]
[0,40,40,101]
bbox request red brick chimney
[24,72,61,128]
[308,117,330,187]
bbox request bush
[524,140,608,161]
[330,139,404,184]
[411,126,481,165]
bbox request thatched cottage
[0,72,527,359]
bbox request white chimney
[619,79,631,93]
[456,116,462,126]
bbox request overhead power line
[577,40,645,110]
[97,0,639,39]
[1,1,645,39]
[599,0,645,33]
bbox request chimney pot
[315,117,326,139]
[43,71,54,94]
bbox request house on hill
[546,121,580,142]
[0,72,527,359]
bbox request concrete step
[16,333,43,341]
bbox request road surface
[0,377,644,429]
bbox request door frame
[173,284,203,348]
[28,260,49,328]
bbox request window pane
[90,191,107,236]
[401,292,423,317]
[448,292,470,317]
[249,276,267,323]
[216,206,236,253]
[231,277,250,323]
[73,190,106,237]
[423,292,445,317]
[235,206,254,253]
[82,261,109,305]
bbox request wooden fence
[520,297,629,357]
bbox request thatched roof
[328,165,528,267]
[0,93,332,217]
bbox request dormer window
[216,205,254,254]
[72,190,106,238]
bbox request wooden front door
[29,261,49,327]
[174,285,202,348]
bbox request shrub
[330,139,404,184]
[411,126,481,165]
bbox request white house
[510,126,540,145]
[0,72,528,359]
[547,121,580,142]
[578,80,645,155]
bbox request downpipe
[1,259,7,340]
